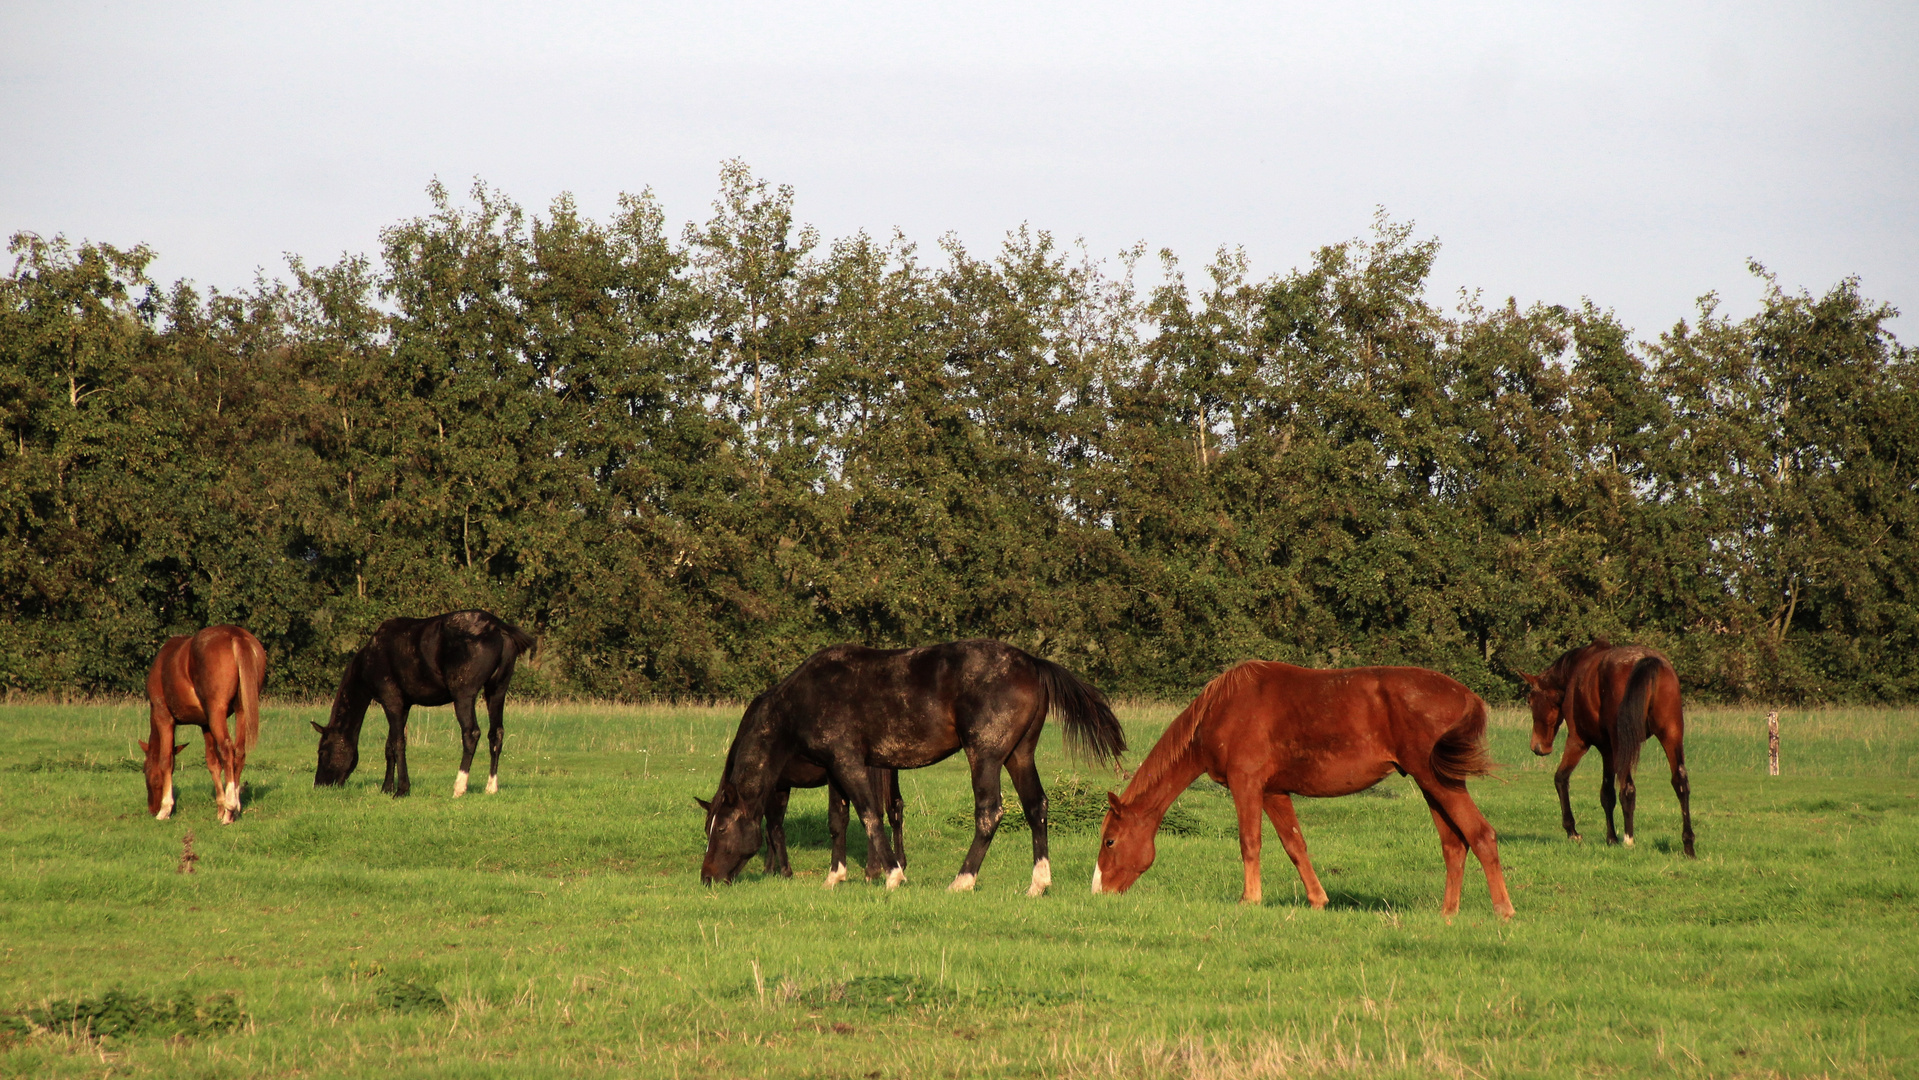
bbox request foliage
[4,171,1914,701]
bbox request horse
[1094,661,1514,920]
[699,760,903,887]
[140,625,266,824]
[700,639,1126,895]
[1522,638,1694,856]
[311,610,536,798]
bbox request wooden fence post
[1767,709,1780,776]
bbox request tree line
[4,164,1914,703]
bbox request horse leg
[950,751,1005,893]
[143,701,178,820]
[1421,795,1470,918]
[1263,793,1328,909]
[483,687,507,794]
[1598,748,1619,845]
[1230,780,1266,904]
[1619,760,1639,848]
[1005,742,1051,897]
[452,692,482,798]
[380,702,411,797]
[762,785,793,878]
[1418,780,1516,920]
[1554,736,1589,841]
[824,783,850,888]
[885,769,906,872]
[203,687,239,824]
[827,756,903,888]
[1660,729,1695,857]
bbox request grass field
[1,696,1915,1078]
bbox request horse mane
[1123,661,1264,800]
[1537,637,1613,690]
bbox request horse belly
[1280,752,1397,799]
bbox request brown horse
[1094,661,1514,919]
[141,625,266,824]
[1522,639,1694,856]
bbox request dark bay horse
[141,625,266,824]
[1523,639,1694,856]
[1095,662,1514,920]
[312,610,535,797]
[700,639,1126,895]
[700,760,903,887]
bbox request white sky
[3,1,1914,342]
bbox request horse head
[1092,791,1156,894]
[699,781,763,885]
[311,720,359,786]
[1519,672,1563,756]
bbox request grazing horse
[311,610,535,797]
[1094,662,1514,920]
[699,761,903,887]
[1522,639,1694,856]
[141,626,266,824]
[700,639,1126,895]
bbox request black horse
[700,639,1126,895]
[312,610,536,797]
[702,760,903,887]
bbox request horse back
[1202,663,1477,794]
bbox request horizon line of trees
[4,163,1915,704]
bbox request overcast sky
[3,1,1914,342]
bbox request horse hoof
[1568,833,1582,843]
[950,873,977,893]
[1496,903,1517,920]
[1623,835,1635,848]
[485,776,498,795]
[822,865,848,889]
[885,867,905,890]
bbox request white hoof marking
[453,771,469,798]
[1624,835,1635,847]
[823,864,848,889]
[886,867,905,890]
[1027,857,1051,897]
[1090,864,1104,894]
[484,775,498,794]
[949,873,977,893]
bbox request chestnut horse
[141,625,266,824]
[701,639,1125,895]
[1522,639,1694,856]
[1095,661,1514,919]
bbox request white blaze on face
[1090,863,1104,895]
[1027,857,1051,897]
[948,873,976,893]
[453,771,469,797]
[156,778,175,820]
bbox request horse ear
[310,721,328,735]
[138,739,149,753]
[693,796,712,813]
[1519,672,1541,689]
[1106,791,1124,816]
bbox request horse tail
[1615,657,1660,782]
[1430,694,1495,783]
[231,632,262,756]
[1031,656,1127,764]
[501,619,538,663]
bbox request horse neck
[722,702,789,810]
[1117,745,1207,826]
[328,669,373,736]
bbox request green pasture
[1,699,1915,1078]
